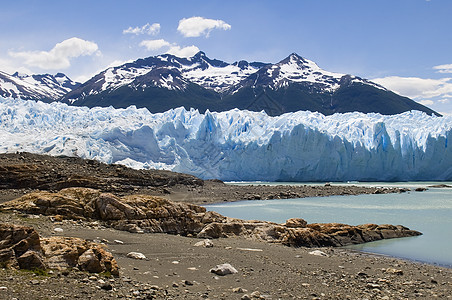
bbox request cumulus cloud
[372,76,452,99]
[177,16,231,37]
[8,37,99,70]
[139,39,171,51]
[433,63,452,74]
[123,23,160,35]
[166,45,200,57]
[138,38,199,58]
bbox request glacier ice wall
[1,97,452,181]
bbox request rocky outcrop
[0,152,203,192]
[1,188,422,248]
[41,236,119,275]
[0,223,118,275]
[0,223,45,269]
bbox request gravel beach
[0,153,451,299]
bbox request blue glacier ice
[1,97,451,181]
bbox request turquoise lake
[205,182,452,267]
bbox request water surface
[205,182,452,267]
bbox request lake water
[205,182,452,267]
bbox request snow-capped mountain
[61,52,439,116]
[1,97,451,181]
[0,71,80,102]
[228,53,383,93]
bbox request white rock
[126,252,147,260]
[194,239,214,248]
[113,240,124,244]
[308,250,328,257]
[210,263,238,276]
[53,227,64,232]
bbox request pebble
[114,239,124,244]
[250,291,261,298]
[101,282,113,291]
[53,227,64,232]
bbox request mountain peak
[192,51,207,59]
[12,71,29,79]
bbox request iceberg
[1,97,451,181]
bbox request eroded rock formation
[0,223,118,275]
[0,188,422,248]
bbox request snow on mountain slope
[1,97,451,181]
[230,53,386,94]
[0,71,79,101]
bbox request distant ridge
[0,71,80,102]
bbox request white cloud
[123,23,160,35]
[8,37,99,70]
[166,45,200,57]
[419,99,434,106]
[138,38,199,58]
[73,58,136,83]
[0,57,33,75]
[139,39,171,51]
[372,76,452,99]
[177,16,231,37]
[433,63,452,74]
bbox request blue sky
[1,0,452,114]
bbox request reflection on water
[206,182,452,267]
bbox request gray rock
[210,263,238,276]
[126,251,147,260]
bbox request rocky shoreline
[0,210,451,299]
[0,152,408,206]
[0,152,451,299]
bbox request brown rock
[41,236,119,276]
[17,250,46,270]
[0,223,44,269]
[283,218,308,228]
[77,249,103,273]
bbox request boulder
[126,252,147,260]
[194,239,214,248]
[210,263,238,276]
[41,236,119,276]
[0,223,45,269]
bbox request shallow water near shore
[205,182,452,267]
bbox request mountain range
[0,52,439,116]
[0,71,79,102]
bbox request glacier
[1,97,451,181]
